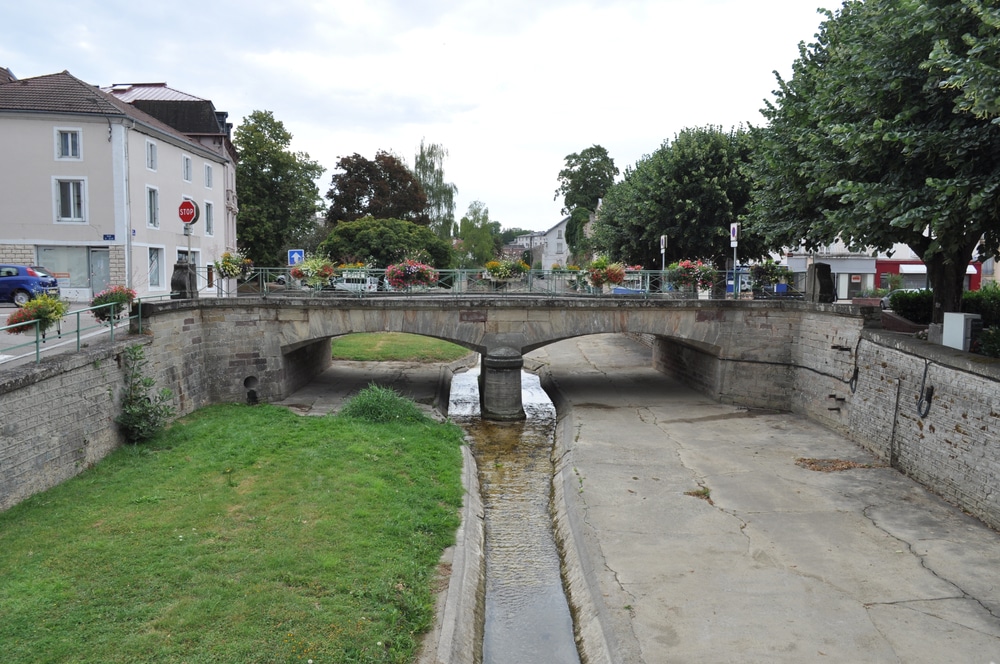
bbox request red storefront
[876,260,982,291]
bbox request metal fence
[0,296,176,366]
[220,267,804,301]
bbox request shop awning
[898,264,977,274]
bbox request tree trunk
[925,243,977,323]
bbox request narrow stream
[450,369,581,664]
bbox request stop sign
[178,200,199,224]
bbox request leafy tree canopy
[592,126,770,269]
[325,151,429,225]
[317,216,452,268]
[746,0,1000,321]
[455,201,498,268]
[927,0,1000,121]
[234,110,325,266]
[554,145,619,216]
[413,140,458,239]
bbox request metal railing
[1,270,804,366]
[215,268,804,301]
[0,294,193,366]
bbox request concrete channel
[278,335,1000,663]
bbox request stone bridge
[137,295,873,420]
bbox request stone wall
[0,337,135,510]
[0,244,36,264]
[845,331,1000,529]
[2,299,998,531]
[650,308,1000,530]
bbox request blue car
[0,264,61,307]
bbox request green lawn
[330,333,471,363]
[0,402,465,663]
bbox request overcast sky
[2,0,827,232]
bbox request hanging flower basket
[290,256,337,289]
[5,294,69,335]
[385,259,439,290]
[484,259,529,280]
[91,285,137,323]
[214,250,253,279]
[667,260,716,291]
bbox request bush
[962,285,1000,328]
[116,345,175,443]
[339,383,429,423]
[891,290,935,324]
[977,327,1000,358]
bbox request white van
[329,273,379,292]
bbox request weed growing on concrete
[684,485,713,504]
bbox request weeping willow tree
[414,139,459,240]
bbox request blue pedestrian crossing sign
[288,249,305,266]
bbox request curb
[534,359,641,664]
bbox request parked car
[0,264,61,306]
[880,288,923,310]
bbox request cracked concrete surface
[531,334,1000,664]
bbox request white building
[513,217,571,269]
[0,70,237,301]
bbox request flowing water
[450,369,581,664]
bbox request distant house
[0,70,237,301]
[512,218,571,269]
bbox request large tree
[928,0,1000,121]
[747,0,1000,322]
[592,126,769,269]
[455,201,498,268]
[413,140,458,239]
[325,151,428,225]
[233,110,325,266]
[554,145,619,216]
[316,216,452,268]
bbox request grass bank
[0,400,465,663]
[330,332,470,363]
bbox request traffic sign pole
[730,223,740,299]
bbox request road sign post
[730,223,740,299]
[173,201,200,299]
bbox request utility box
[942,312,982,351]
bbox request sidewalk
[0,302,123,369]
[531,335,1000,663]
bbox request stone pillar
[170,262,198,300]
[479,346,526,421]
[806,262,836,303]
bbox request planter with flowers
[666,260,716,297]
[385,259,439,290]
[213,250,254,296]
[91,285,137,324]
[586,257,627,293]
[4,293,69,337]
[214,250,253,279]
[290,256,337,290]
[484,259,529,281]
